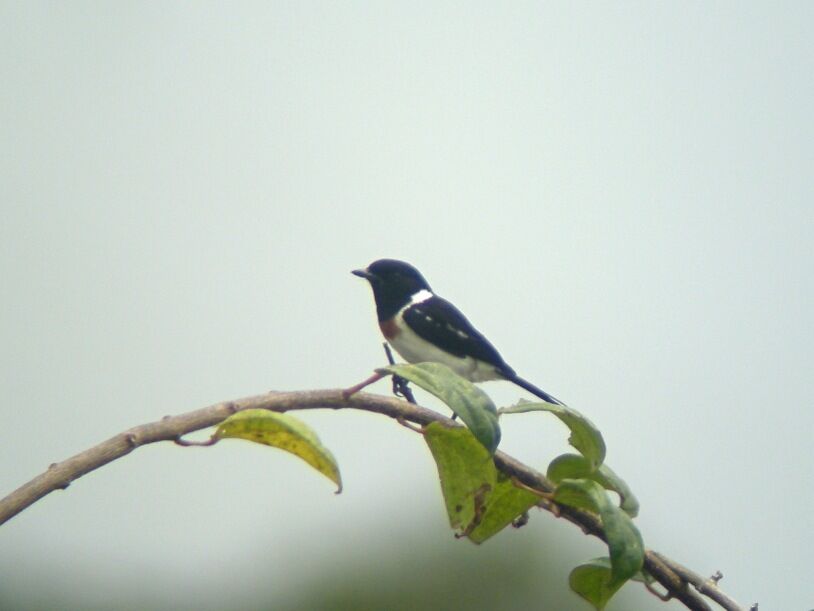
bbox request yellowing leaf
[424,422,537,543]
[214,409,342,492]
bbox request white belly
[388,318,502,383]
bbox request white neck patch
[410,289,434,304]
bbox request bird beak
[352,268,373,279]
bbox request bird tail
[507,374,566,406]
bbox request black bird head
[352,259,432,321]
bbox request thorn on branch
[696,570,726,599]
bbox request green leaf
[547,454,639,517]
[578,557,655,585]
[379,362,501,454]
[569,561,622,611]
[554,479,644,608]
[569,558,655,610]
[467,472,539,544]
[423,422,537,543]
[214,409,342,491]
[499,400,605,469]
[423,422,494,531]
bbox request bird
[351,258,565,405]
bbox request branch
[0,389,750,610]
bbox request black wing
[402,296,514,375]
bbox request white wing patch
[409,289,434,304]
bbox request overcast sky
[1,3,812,610]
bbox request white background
[2,3,812,610]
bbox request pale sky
[1,3,812,610]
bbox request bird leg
[383,343,417,404]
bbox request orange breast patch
[378,318,401,340]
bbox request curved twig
[0,389,750,610]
